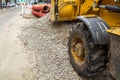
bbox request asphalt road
[0,7,20,28]
[0,7,36,80]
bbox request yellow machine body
[51,0,80,21]
[51,0,100,21]
[51,0,120,35]
[98,0,120,35]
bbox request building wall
[2,0,5,3]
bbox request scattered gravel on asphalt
[18,13,81,80]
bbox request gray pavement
[0,7,20,28]
[0,6,36,80]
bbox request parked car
[7,3,16,7]
[10,3,16,7]
[2,3,7,8]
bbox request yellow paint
[99,0,120,35]
[51,0,80,21]
[107,28,120,36]
[71,48,84,66]
[51,0,100,21]
[51,0,120,35]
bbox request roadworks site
[18,12,113,80]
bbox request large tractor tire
[68,23,109,79]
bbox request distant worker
[21,2,25,16]
[24,3,27,15]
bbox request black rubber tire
[68,23,108,79]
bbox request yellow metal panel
[107,28,120,36]
[80,0,94,15]
[58,0,78,21]
[51,0,80,21]
[99,9,120,28]
[99,0,120,28]
[58,4,76,21]
[99,0,120,36]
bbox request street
[0,7,36,80]
[0,6,113,80]
[0,7,19,27]
[0,6,81,80]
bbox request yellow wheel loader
[51,0,120,79]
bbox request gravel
[18,13,82,80]
[109,33,120,80]
[18,12,114,80]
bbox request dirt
[0,9,36,80]
[109,33,120,80]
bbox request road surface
[0,7,19,27]
[0,7,36,80]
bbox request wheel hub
[71,38,85,66]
